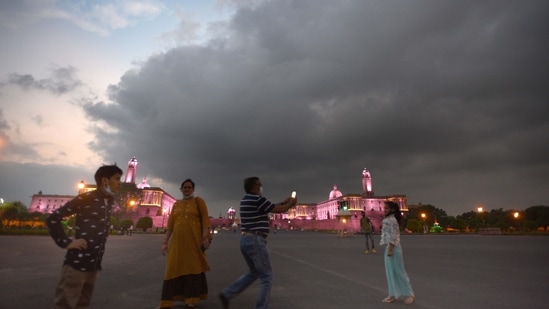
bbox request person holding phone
[219,177,297,309]
[46,165,123,309]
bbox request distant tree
[522,220,537,231]
[27,211,47,228]
[120,219,134,229]
[524,206,549,231]
[406,219,422,233]
[486,208,508,228]
[407,204,450,228]
[136,216,153,232]
[17,211,33,229]
[457,211,482,230]
[114,183,142,218]
[0,201,30,228]
[448,217,467,232]
[1,206,20,227]
[110,216,118,228]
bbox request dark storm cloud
[7,66,82,95]
[83,0,549,215]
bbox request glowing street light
[77,180,85,194]
[513,211,520,232]
[127,200,136,217]
[421,213,427,234]
[477,206,485,226]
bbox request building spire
[125,157,139,184]
[362,168,373,196]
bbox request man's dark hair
[244,177,259,193]
[94,165,123,185]
[181,178,195,189]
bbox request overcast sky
[1,0,548,217]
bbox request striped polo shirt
[240,193,276,234]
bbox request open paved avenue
[1,231,548,309]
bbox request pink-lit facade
[28,162,407,233]
[28,192,74,214]
[271,168,408,233]
[29,157,177,228]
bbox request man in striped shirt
[219,177,297,309]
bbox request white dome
[136,177,150,189]
[329,184,342,199]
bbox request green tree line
[404,204,549,233]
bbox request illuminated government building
[29,157,408,232]
[29,157,177,228]
[271,168,408,233]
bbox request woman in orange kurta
[158,179,211,308]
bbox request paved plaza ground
[1,231,548,309]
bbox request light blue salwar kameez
[380,215,415,299]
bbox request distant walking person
[157,179,211,308]
[380,201,415,304]
[360,212,376,254]
[46,164,123,309]
[219,177,297,309]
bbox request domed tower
[136,177,150,189]
[125,157,138,184]
[227,207,236,220]
[362,168,374,197]
[329,185,343,200]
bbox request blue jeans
[222,234,273,309]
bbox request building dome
[227,207,237,220]
[329,184,342,200]
[136,177,150,189]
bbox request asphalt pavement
[1,231,547,309]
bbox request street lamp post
[513,211,520,232]
[421,213,427,234]
[477,206,485,226]
[77,180,85,194]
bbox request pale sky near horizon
[1,0,548,217]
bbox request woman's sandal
[404,296,415,304]
[382,296,396,303]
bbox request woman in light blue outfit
[380,201,415,304]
